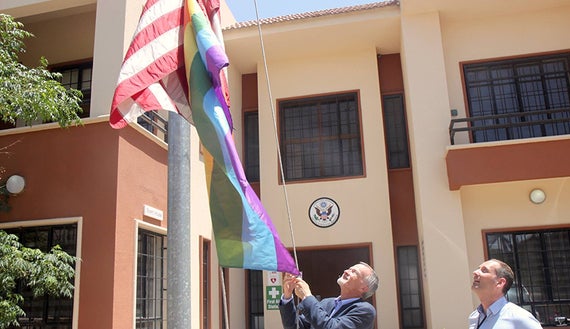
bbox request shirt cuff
[281,295,294,304]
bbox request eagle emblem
[308,197,340,228]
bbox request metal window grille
[138,111,168,142]
[201,239,210,329]
[244,111,260,182]
[54,62,93,118]
[383,94,410,169]
[248,270,264,329]
[136,230,167,329]
[279,92,363,181]
[397,246,424,329]
[486,228,570,327]
[5,224,77,329]
[463,54,570,143]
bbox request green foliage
[0,13,83,127]
[0,230,76,329]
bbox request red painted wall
[0,121,168,328]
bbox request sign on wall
[266,271,282,310]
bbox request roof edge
[223,0,400,30]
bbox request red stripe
[112,46,183,109]
[124,5,184,61]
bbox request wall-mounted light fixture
[529,188,546,204]
[5,175,25,195]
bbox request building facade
[1,0,569,328]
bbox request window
[247,270,264,329]
[382,94,410,169]
[463,53,570,142]
[219,267,230,329]
[52,61,93,118]
[200,238,211,329]
[486,227,570,326]
[397,246,424,329]
[279,92,363,182]
[136,229,167,329]
[5,224,77,329]
[244,111,260,182]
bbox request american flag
[109,0,190,128]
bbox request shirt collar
[336,297,360,308]
[478,296,508,316]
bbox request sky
[225,0,377,22]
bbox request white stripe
[117,27,183,84]
[162,72,192,120]
[117,98,145,122]
[135,0,184,38]
[148,83,178,112]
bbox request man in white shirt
[469,259,542,329]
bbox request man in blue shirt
[469,259,542,329]
[279,262,379,329]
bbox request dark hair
[360,262,379,300]
[490,259,514,294]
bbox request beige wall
[250,49,400,328]
[461,177,570,306]
[442,4,570,146]
[439,0,570,315]
[18,11,95,66]
[400,9,473,329]
[399,1,570,327]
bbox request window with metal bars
[485,227,570,326]
[5,224,77,329]
[244,111,260,182]
[247,270,264,329]
[278,92,363,182]
[397,246,424,329]
[52,61,93,118]
[201,238,211,329]
[382,94,410,169]
[463,53,570,143]
[136,229,167,329]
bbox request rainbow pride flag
[184,0,299,274]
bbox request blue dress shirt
[468,296,542,329]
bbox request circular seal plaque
[308,197,340,228]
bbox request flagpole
[167,113,192,328]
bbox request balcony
[445,108,570,190]
[449,108,570,145]
[138,111,169,143]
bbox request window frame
[483,226,570,327]
[382,93,410,169]
[462,52,570,143]
[396,245,425,329]
[246,269,264,329]
[243,109,260,183]
[50,59,93,119]
[277,91,365,183]
[200,236,211,329]
[136,228,167,329]
[2,221,78,329]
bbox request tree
[0,14,79,328]
[0,13,83,127]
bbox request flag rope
[250,2,301,328]
[251,0,300,274]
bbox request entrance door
[294,244,372,303]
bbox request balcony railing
[449,108,570,145]
[138,111,168,142]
